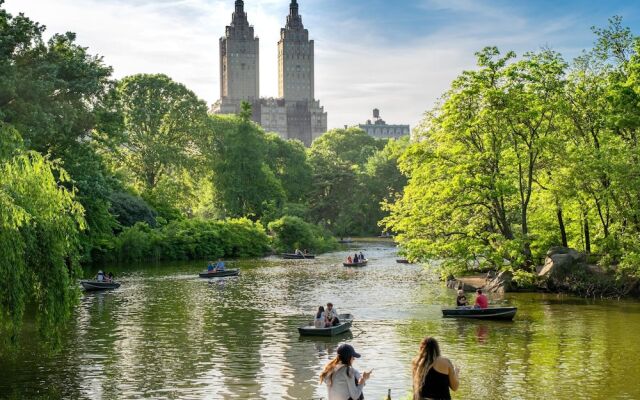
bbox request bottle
[385,388,391,400]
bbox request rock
[446,276,482,292]
[538,246,588,289]
[484,271,514,294]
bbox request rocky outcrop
[446,277,482,292]
[484,271,514,294]
[538,246,588,290]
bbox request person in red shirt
[474,289,489,309]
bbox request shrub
[105,218,271,263]
[512,269,538,289]
[268,216,338,253]
[109,192,157,228]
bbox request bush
[109,192,157,228]
[105,218,271,263]
[268,216,338,253]
[512,269,538,289]
[618,252,640,280]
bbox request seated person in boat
[474,289,489,309]
[96,270,105,282]
[347,255,353,264]
[315,306,326,328]
[105,272,114,283]
[353,254,360,263]
[207,261,215,272]
[359,252,365,261]
[303,249,309,255]
[295,248,303,256]
[325,302,340,326]
[456,290,468,307]
[215,259,225,272]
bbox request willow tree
[0,126,85,343]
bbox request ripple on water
[2,244,640,399]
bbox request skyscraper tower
[278,0,314,102]
[212,0,327,146]
[219,0,259,109]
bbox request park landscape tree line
[2,2,640,341]
[383,17,640,293]
[0,3,406,337]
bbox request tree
[0,139,85,340]
[203,112,285,220]
[307,127,384,235]
[264,133,312,203]
[501,49,567,262]
[366,137,410,232]
[383,47,549,271]
[0,4,117,261]
[111,74,209,191]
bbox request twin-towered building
[211,0,327,146]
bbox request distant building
[211,0,327,146]
[358,109,410,140]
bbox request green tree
[111,74,208,191]
[383,47,565,271]
[203,111,285,220]
[502,49,567,262]
[307,127,384,235]
[0,143,85,341]
[0,4,118,261]
[264,133,312,203]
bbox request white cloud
[3,0,605,131]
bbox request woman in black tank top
[412,337,460,400]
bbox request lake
[1,241,639,399]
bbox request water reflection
[1,244,640,399]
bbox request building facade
[358,109,410,140]
[219,0,259,109]
[212,0,327,146]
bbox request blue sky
[4,0,640,129]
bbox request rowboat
[396,259,410,264]
[198,269,240,278]
[80,280,121,291]
[282,253,316,259]
[442,306,517,320]
[343,259,368,267]
[298,314,354,336]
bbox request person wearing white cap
[319,344,372,400]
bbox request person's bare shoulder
[434,356,453,372]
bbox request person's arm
[447,359,460,391]
[346,368,365,399]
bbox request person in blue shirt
[215,259,225,272]
[207,261,215,272]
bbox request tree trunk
[583,210,591,254]
[522,208,532,263]
[557,204,568,247]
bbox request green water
[1,243,640,399]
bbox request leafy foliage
[204,112,286,220]
[307,127,387,235]
[105,218,271,263]
[0,150,84,340]
[268,216,338,253]
[384,18,640,282]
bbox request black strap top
[419,367,451,400]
